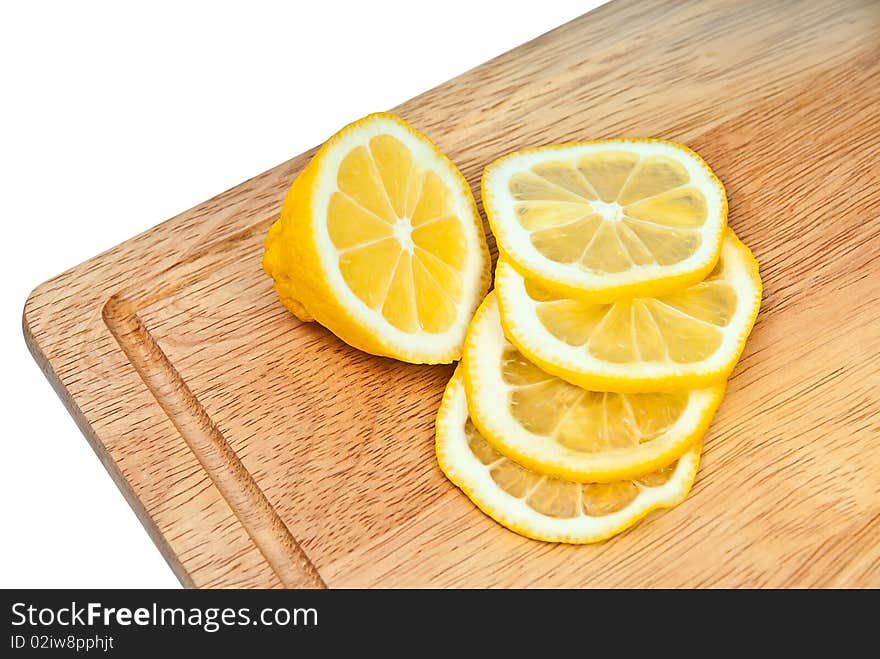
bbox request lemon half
[264,112,491,363]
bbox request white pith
[393,217,415,253]
[591,200,624,222]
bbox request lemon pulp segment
[332,136,467,333]
[500,345,690,450]
[512,152,706,270]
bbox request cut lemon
[437,368,702,544]
[482,139,727,302]
[462,292,723,482]
[263,112,491,363]
[496,229,761,392]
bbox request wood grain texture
[24,0,880,588]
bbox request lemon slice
[263,112,491,364]
[462,292,723,482]
[482,139,727,302]
[496,229,761,392]
[437,368,701,544]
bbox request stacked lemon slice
[264,116,761,545]
[438,141,762,543]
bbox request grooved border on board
[99,218,325,589]
[22,313,200,588]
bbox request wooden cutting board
[24,0,880,588]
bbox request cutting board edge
[22,297,198,588]
[22,229,327,588]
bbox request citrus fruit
[263,112,491,363]
[482,139,727,302]
[437,368,702,544]
[462,292,723,482]
[496,229,761,392]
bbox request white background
[1,0,603,588]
